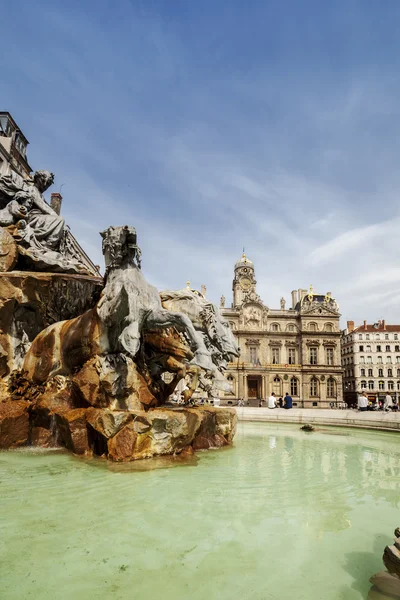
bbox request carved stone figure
[220,294,225,308]
[1,224,238,461]
[23,226,216,383]
[0,170,86,273]
[245,306,261,328]
[280,297,286,310]
[160,288,239,396]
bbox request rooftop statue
[0,170,88,273]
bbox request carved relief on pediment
[301,299,340,316]
[245,338,261,346]
[305,339,321,346]
[243,304,263,329]
[322,339,337,347]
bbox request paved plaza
[235,406,400,432]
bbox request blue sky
[4,0,400,324]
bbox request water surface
[1,422,400,600]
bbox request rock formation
[0,224,239,461]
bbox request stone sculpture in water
[0,225,239,460]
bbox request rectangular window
[386,345,391,352]
[326,348,334,365]
[378,356,382,363]
[272,348,280,365]
[249,347,258,364]
[366,345,371,352]
[288,348,296,364]
[368,381,374,390]
[359,345,364,352]
[367,356,372,364]
[309,347,318,365]
[388,381,394,390]
[397,357,400,363]
[379,381,385,390]
[377,345,381,352]
[368,369,373,376]
[385,334,389,340]
[387,356,392,364]
[366,334,370,340]
[395,346,400,352]
[359,334,363,340]
[378,369,383,377]
[395,334,398,341]
[360,356,365,363]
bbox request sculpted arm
[31,191,57,216]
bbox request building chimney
[347,320,355,333]
[382,319,386,330]
[201,284,206,298]
[363,320,367,328]
[50,192,62,215]
[291,290,298,309]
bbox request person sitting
[277,397,283,408]
[392,398,399,412]
[268,393,277,409]
[284,392,293,409]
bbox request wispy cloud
[3,0,400,323]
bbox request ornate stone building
[220,253,343,408]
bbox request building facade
[220,253,343,408]
[341,320,400,405]
[0,112,32,178]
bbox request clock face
[240,277,251,290]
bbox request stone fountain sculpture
[0,224,238,461]
[0,170,89,274]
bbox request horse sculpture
[23,226,216,383]
[160,288,239,394]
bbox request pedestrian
[358,391,369,412]
[392,398,399,412]
[268,393,277,409]
[384,392,393,411]
[284,392,293,409]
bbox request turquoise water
[1,422,400,600]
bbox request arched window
[388,368,393,377]
[287,324,295,332]
[379,381,385,390]
[360,380,367,389]
[271,323,279,332]
[397,369,400,378]
[324,323,333,332]
[376,334,380,340]
[273,376,282,396]
[327,377,336,398]
[360,368,365,376]
[310,377,319,397]
[290,377,299,396]
[388,381,394,391]
[378,369,383,377]
[368,369,373,377]
[368,380,374,390]
[309,322,317,332]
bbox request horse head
[100,225,142,275]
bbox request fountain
[0,173,238,461]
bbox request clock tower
[233,252,256,307]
